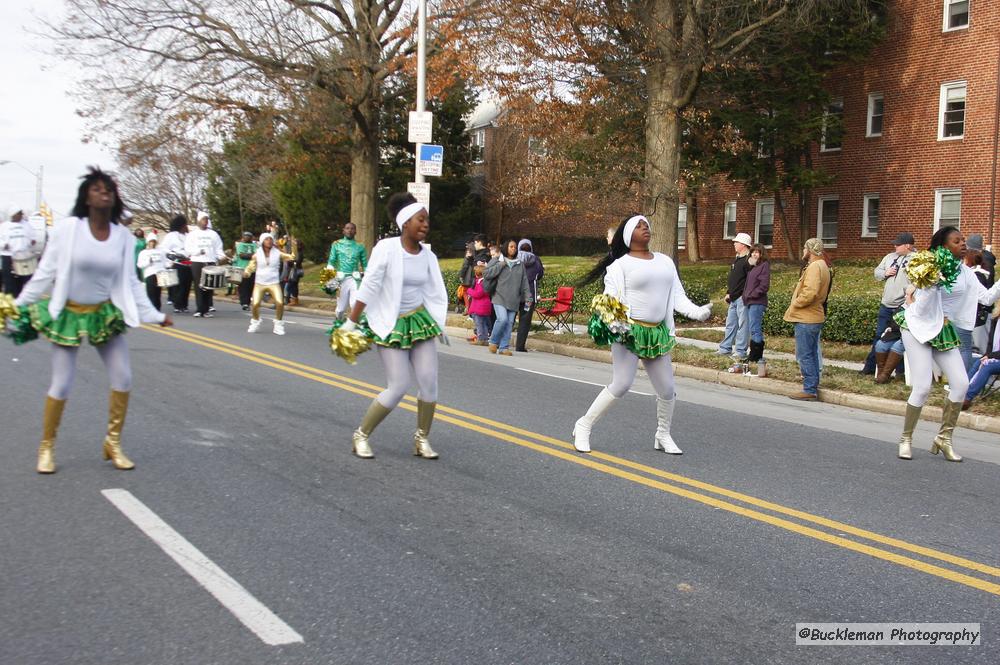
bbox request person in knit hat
[783,238,831,400]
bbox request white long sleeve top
[136,248,168,280]
[184,227,225,263]
[603,253,710,333]
[161,231,187,264]
[15,217,165,326]
[940,264,1000,331]
[355,237,448,339]
[0,220,39,257]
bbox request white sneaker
[273,320,285,335]
[247,318,261,333]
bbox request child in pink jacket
[466,264,492,345]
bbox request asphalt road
[1,301,998,664]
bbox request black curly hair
[71,166,124,223]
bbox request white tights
[375,340,438,409]
[47,334,132,400]
[607,343,676,399]
[901,329,968,407]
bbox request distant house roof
[466,99,502,131]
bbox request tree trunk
[686,189,700,263]
[644,62,683,261]
[772,188,796,260]
[350,104,379,250]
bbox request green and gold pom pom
[327,317,373,365]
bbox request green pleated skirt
[624,320,676,359]
[11,299,126,347]
[894,311,961,351]
[374,307,442,349]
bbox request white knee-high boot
[653,397,682,454]
[573,388,617,453]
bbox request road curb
[220,297,999,435]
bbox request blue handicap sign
[418,144,444,176]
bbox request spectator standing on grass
[459,234,490,312]
[966,234,995,355]
[515,238,544,352]
[484,239,532,357]
[861,232,914,376]
[741,244,770,375]
[783,238,831,401]
[716,232,753,361]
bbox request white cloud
[0,0,117,219]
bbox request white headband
[623,215,649,247]
[395,202,426,230]
[259,232,273,244]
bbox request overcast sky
[0,0,116,219]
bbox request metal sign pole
[415,0,427,188]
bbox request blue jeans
[874,338,905,355]
[472,314,492,341]
[794,322,824,395]
[967,357,1000,400]
[955,326,974,373]
[862,305,899,373]
[747,304,765,344]
[490,303,515,351]
[719,297,748,357]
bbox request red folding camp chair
[535,286,575,333]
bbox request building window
[938,82,966,140]
[724,201,737,239]
[821,98,844,152]
[470,129,486,163]
[677,205,687,249]
[943,0,970,31]
[817,196,839,247]
[755,199,774,247]
[866,93,884,137]
[862,194,880,238]
[935,189,962,230]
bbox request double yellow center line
[145,324,1000,597]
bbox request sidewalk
[226,295,1000,435]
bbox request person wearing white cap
[338,192,448,460]
[0,208,40,297]
[572,214,713,454]
[184,212,225,317]
[244,233,295,334]
[716,231,753,361]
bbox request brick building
[471,0,1000,260]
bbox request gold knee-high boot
[352,400,392,459]
[897,403,921,460]
[102,390,135,470]
[37,396,67,474]
[413,400,438,459]
[930,400,963,462]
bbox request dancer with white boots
[244,232,295,335]
[573,215,712,455]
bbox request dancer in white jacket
[573,215,712,454]
[9,168,172,473]
[339,192,448,460]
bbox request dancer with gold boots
[894,226,1000,461]
[245,232,295,335]
[573,215,712,454]
[337,192,448,460]
[1,168,171,473]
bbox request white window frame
[820,98,844,152]
[723,201,737,239]
[934,188,962,230]
[943,0,970,32]
[862,193,880,238]
[938,81,967,141]
[816,195,840,248]
[677,204,687,249]
[866,93,884,137]
[755,199,774,249]
[470,129,486,163]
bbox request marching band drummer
[245,232,295,335]
[161,215,191,313]
[136,235,168,311]
[10,167,172,473]
[184,212,225,318]
[1,208,40,297]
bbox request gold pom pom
[905,250,942,290]
[590,294,630,325]
[329,327,372,365]
[0,293,21,329]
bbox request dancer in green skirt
[573,215,712,455]
[338,192,448,460]
[8,167,172,473]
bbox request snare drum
[226,266,244,284]
[156,269,179,288]
[12,253,38,276]
[199,265,228,290]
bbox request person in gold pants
[245,232,295,335]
